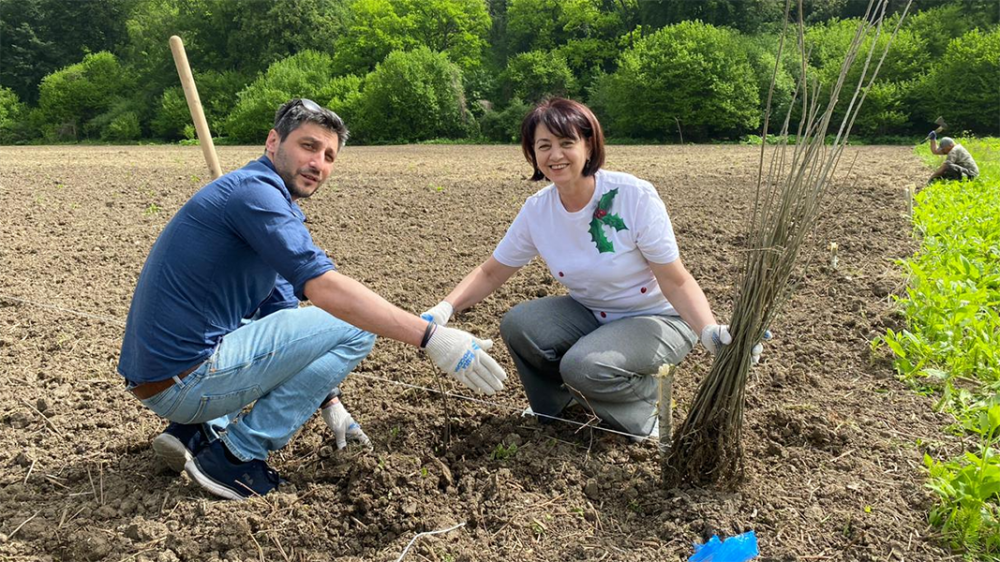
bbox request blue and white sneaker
[185,441,281,500]
[152,423,206,472]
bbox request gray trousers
[499,296,697,436]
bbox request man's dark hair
[520,97,606,182]
[273,98,349,150]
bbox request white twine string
[351,372,655,441]
[0,294,127,326]
[395,521,466,562]
[0,293,656,441]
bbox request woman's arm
[443,256,522,313]
[648,258,716,335]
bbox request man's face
[942,144,954,154]
[265,122,340,200]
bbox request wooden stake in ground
[169,35,222,180]
[654,364,674,484]
[664,0,912,489]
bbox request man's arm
[929,138,944,155]
[305,270,508,394]
[304,271,426,345]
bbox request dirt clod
[14,452,31,467]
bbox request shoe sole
[152,433,193,473]
[183,458,246,501]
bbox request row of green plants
[0,1,997,145]
[876,138,1000,558]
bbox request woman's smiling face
[533,123,592,187]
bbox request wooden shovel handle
[169,35,222,180]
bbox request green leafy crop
[876,138,1000,557]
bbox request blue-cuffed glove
[424,325,507,395]
[420,301,454,326]
[321,398,372,450]
[753,329,773,364]
[700,324,732,355]
[927,130,937,140]
[701,325,772,364]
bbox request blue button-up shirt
[119,156,335,383]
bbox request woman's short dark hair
[520,98,605,182]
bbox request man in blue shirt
[120,99,506,500]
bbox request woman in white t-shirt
[421,98,757,440]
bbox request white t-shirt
[494,170,680,324]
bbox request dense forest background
[1,0,997,145]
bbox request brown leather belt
[130,363,202,400]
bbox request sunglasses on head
[275,98,326,128]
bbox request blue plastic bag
[689,530,759,562]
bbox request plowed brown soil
[0,144,960,561]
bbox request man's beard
[283,172,320,199]
[275,147,322,199]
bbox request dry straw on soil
[665,0,914,488]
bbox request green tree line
[1,0,997,144]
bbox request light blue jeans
[137,307,375,461]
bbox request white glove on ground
[700,324,771,364]
[321,399,372,450]
[424,325,507,395]
[420,301,454,326]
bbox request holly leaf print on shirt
[588,188,628,253]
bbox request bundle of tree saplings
[664,0,913,489]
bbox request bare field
[0,144,958,561]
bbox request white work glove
[321,399,372,450]
[424,325,507,395]
[701,325,772,364]
[420,301,454,326]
